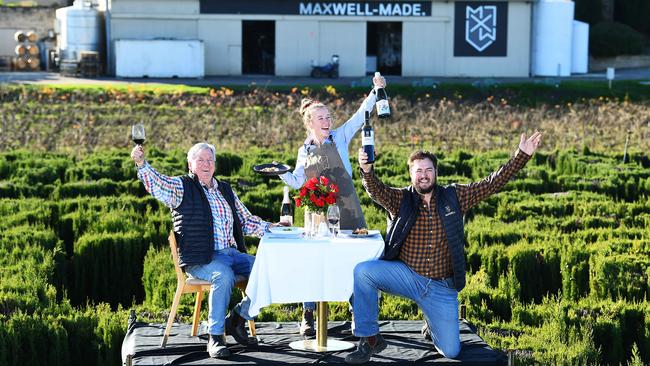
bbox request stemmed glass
[131,123,146,145]
[327,204,340,237]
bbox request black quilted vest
[172,175,245,268]
[384,184,467,291]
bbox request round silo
[531,0,574,77]
[56,0,102,62]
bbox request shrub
[71,231,150,307]
[590,22,645,57]
[590,253,649,301]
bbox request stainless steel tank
[56,0,102,61]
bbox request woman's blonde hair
[299,98,328,132]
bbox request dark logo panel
[200,0,431,17]
[454,1,508,57]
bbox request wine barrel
[26,31,38,43]
[14,31,26,42]
[26,44,40,56]
[15,44,27,56]
[14,56,27,70]
[27,57,40,70]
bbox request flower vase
[305,211,327,237]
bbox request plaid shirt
[137,162,269,250]
[362,149,531,279]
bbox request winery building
[106,0,536,78]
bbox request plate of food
[268,226,304,237]
[340,228,381,238]
[253,163,291,176]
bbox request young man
[346,132,542,364]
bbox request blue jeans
[185,247,255,335]
[352,259,461,359]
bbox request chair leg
[191,291,204,337]
[161,284,184,347]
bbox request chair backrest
[168,231,186,284]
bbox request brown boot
[300,309,316,338]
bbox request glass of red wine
[131,123,145,145]
[327,204,340,237]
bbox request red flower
[296,175,338,214]
[305,177,318,190]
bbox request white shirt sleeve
[279,146,308,189]
[339,89,377,145]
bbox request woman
[279,75,386,337]
[280,75,386,230]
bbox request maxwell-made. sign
[200,0,431,17]
[454,1,508,57]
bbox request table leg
[316,301,328,347]
[289,301,355,352]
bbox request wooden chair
[161,231,256,347]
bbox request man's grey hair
[187,142,216,163]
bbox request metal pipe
[103,0,112,75]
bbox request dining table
[245,228,384,352]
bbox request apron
[303,140,367,230]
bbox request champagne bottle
[362,111,375,164]
[374,71,391,119]
[280,186,294,226]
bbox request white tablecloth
[246,233,385,317]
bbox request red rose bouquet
[294,176,339,215]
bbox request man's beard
[414,182,435,195]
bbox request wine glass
[326,204,340,238]
[131,123,146,145]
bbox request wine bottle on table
[362,111,375,164]
[280,186,294,226]
[374,71,391,119]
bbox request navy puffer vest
[384,185,467,291]
[172,175,245,268]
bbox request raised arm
[455,132,542,212]
[131,145,184,209]
[358,148,402,217]
[338,75,386,143]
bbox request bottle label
[362,130,374,146]
[377,99,390,116]
[280,215,293,226]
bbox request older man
[346,132,542,364]
[131,142,271,359]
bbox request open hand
[518,131,542,156]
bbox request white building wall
[198,19,241,75]
[318,21,365,77]
[402,20,447,76]
[276,20,319,76]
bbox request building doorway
[242,20,275,74]
[367,22,402,75]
